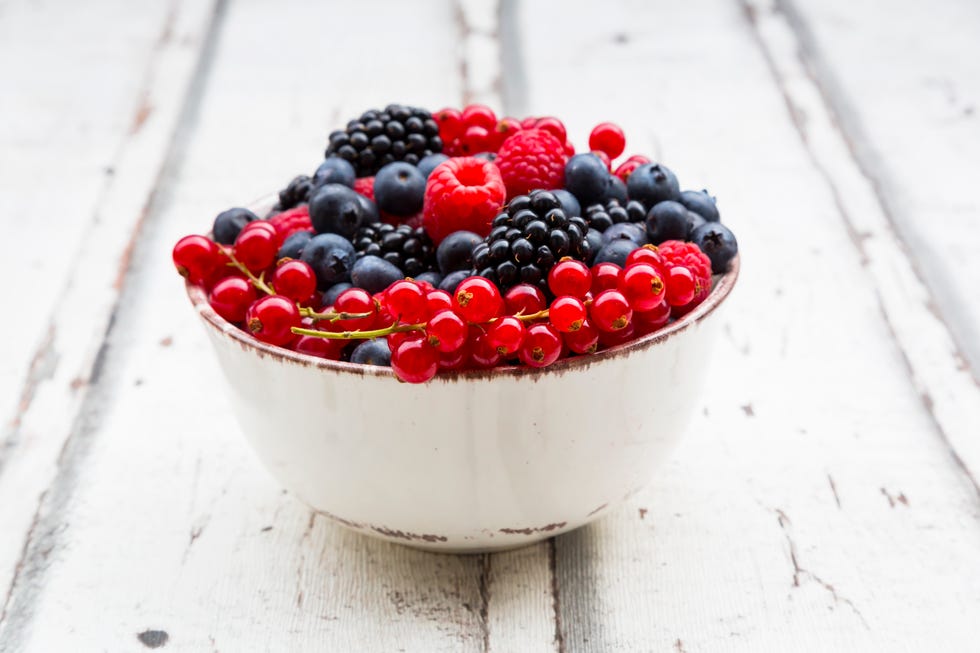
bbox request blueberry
[415,270,444,287]
[374,162,425,216]
[602,222,648,246]
[350,338,392,366]
[678,189,720,222]
[645,201,690,243]
[692,222,738,274]
[552,189,581,218]
[436,230,483,275]
[584,228,604,263]
[322,282,353,307]
[357,193,380,225]
[312,158,356,189]
[300,233,356,289]
[418,153,449,179]
[350,255,404,294]
[564,153,610,207]
[310,184,369,239]
[439,269,474,294]
[686,212,707,239]
[627,163,680,208]
[278,230,313,260]
[594,238,640,267]
[604,175,628,204]
[213,207,257,245]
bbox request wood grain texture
[511,0,980,650]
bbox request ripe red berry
[391,338,439,383]
[589,289,633,332]
[461,104,497,130]
[548,259,591,298]
[246,295,301,346]
[294,335,346,360]
[462,125,491,154]
[549,296,587,332]
[563,319,599,354]
[519,323,563,368]
[597,320,636,348]
[173,234,220,285]
[426,309,468,353]
[590,262,622,294]
[634,300,672,334]
[589,122,626,159]
[485,316,526,355]
[384,280,428,324]
[618,263,666,312]
[665,266,696,306]
[492,117,523,150]
[423,157,506,244]
[208,276,257,323]
[272,260,317,304]
[334,287,378,331]
[469,331,503,368]
[234,221,278,272]
[613,155,650,183]
[532,116,567,144]
[438,345,469,371]
[434,107,465,142]
[495,128,567,199]
[625,245,665,274]
[504,283,546,316]
[454,277,503,323]
[425,289,453,314]
[387,329,424,351]
[591,150,611,171]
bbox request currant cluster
[174,102,741,383]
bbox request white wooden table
[2,0,979,650]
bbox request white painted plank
[0,0,219,606]
[510,0,980,650]
[780,0,980,377]
[0,0,527,651]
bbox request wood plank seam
[547,538,566,653]
[740,0,980,498]
[0,0,227,641]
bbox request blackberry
[325,104,443,178]
[471,190,591,294]
[278,175,314,210]
[582,198,646,232]
[353,223,435,277]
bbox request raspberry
[658,240,713,315]
[353,176,375,201]
[267,205,313,241]
[495,129,567,199]
[422,157,506,245]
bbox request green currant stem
[299,307,375,322]
[220,247,275,295]
[290,323,425,340]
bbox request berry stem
[220,247,276,295]
[298,307,375,322]
[290,323,425,340]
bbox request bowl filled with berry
[174,104,739,552]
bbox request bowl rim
[186,244,739,381]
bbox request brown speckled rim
[186,252,739,381]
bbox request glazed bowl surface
[187,208,739,552]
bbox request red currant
[533,116,567,144]
[590,289,633,332]
[173,235,220,285]
[246,295,301,346]
[563,139,576,157]
[384,280,428,324]
[271,260,317,304]
[563,319,599,354]
[548,259,591,298]
[485,316,526,356]
[519,323,562,368]
[589,122,626,159]
[492,117,523,150]
[469,331,503,368]
[391,338,439,383]
[234,221,278,272]
[334,288,378,331]
[618,263,666,312]
[625,245,665,273]
[425,289,453,314]
[549,296,587,332]
[454,277,503,323]
[387,329,424,351]
[597,320,636,348]
[434,107,465,142]
[208,276,257,323]
[612,155,650,183]
[634,300,671,334]
[665,266,696,306]
[504,283,546,316]
[438,346,469,371]
[461,125,491,154]
[590,262,622,294]
[592,150,611,171]
[294,335,346,360]
[426,309,468,353]
[461,104,497,130]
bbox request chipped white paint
[2,0,980,650]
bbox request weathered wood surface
[1,0,978,650]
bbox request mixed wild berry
[173,103,739,383]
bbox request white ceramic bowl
[186,214,739,553]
